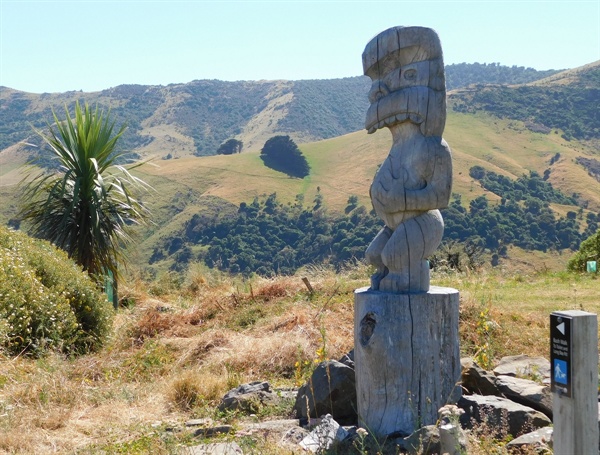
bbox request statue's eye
[404,69,417,81]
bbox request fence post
[551,310,598,454]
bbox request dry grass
[0,262,597,453]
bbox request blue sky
[1,0,599,93]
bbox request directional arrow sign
[550,313,572,397]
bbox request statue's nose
[368,80,390,103]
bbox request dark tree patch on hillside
[260,136,310,178]
[217,139,243,155]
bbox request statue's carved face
[363,27,446,137]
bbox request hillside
[449,60,600,142]
[0,63,563,162]
[1,62,599,275]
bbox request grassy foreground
[0,262,598,454]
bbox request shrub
[0,225,113,356]
[567,229,600,272]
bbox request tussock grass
[0,262,598,453]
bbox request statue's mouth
[365,86,431,134]
[366,112,424,134]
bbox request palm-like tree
[19,102,150,288]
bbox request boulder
[495,374,552,418]
[293,360,357,425]
[394,425,441,455]
[506,426,553,452]
[493,355,550,380]
[218,381,279,414]
[458,394,551,438]
[461,357,502,396]
[299,414,349,453]
[439,423,468,455]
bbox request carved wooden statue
[354,27,461,438]
[363,26,452,294]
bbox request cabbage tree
[19,102,150,290]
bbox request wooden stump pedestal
[354,286,461,437]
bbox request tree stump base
[354,286,461,437]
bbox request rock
[241,418,299,432]
[461,357,502,396]
[495,375,552,418]
[299,414,349,453]
[280,426,310,446]
[184,442,243,455]
[293,360,357,425]
[458,394,551,438]
[338,350,355,369]
[236,418,300,438]
[186,418,214,427]
[273,388,297,401]
[493,355,550,380]
[506,426,553,452]
[439,423,468,455]
[193,425,234,438]
[394,425,441,455]
[218,381,279,414]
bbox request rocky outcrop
[506,427,553,453]
[293,359,357,425]
[494,374,552,418]
[461,357,502,396]
[218,381,280,414]
[492,354,550,380]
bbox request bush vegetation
[0,225,113,356]
[567,228,600,272]
[153,169,588,275]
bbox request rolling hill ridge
[1,62,599,274]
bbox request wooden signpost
[551,310,598,454]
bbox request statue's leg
[379,210,444,293]
[365,226,392,290]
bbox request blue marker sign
[550,313,572,397]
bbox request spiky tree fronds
[19,102,150,283]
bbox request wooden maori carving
[363,26,452,294]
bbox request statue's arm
[404,140,452,211]
[370,165,407,213]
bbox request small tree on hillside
[567,229,600,272]
[217,138,243,155]
[260,135,310,178]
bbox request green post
[105,270,118,309]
